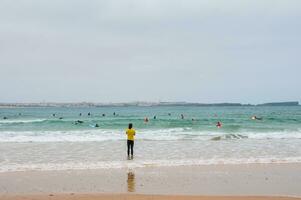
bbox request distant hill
[0,101,299,108]
[257,101,299,106]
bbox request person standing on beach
[126,123,136,159]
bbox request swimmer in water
[88,112,91,116]
[75,120,84,125]
[95,123,99,127]
[252,116,262,120]
[181,114,184,119]
[153,115,156,120]
[216,121,222,128]
[144,117,149,123]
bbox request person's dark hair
[128,123,133,129]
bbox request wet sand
[0,164,300,199]
[0,194,300,200]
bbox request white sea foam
[1,157,301,172]
[0,129,301,142]
[0,119,47,124]
[0,130,123,142]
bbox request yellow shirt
[126,128,136,141]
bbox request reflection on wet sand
[127,171,136,192]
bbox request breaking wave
[0,128,301,142]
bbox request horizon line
[0,101,299,106]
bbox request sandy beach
[1,0,301,199]
[1,194,300,200]
[0,164,301,199]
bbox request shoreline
[1,194,301,200]
[1,164,300,197]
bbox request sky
[0,0,300,104]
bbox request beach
[2,0,301,198]
[1,164,301,199]
[1,194,300,200]
[1,106,301,199]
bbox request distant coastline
[0,101,299,108]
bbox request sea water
[0,106,301,172]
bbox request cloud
[0,0,300,103]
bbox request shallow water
[0,106,300,171]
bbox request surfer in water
[251,116,262,120]
[126,123,136,159]
[216,121,222,128]
[75,120,84,125]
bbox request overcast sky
[0,0,300,104]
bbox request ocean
[0,106,301,172]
